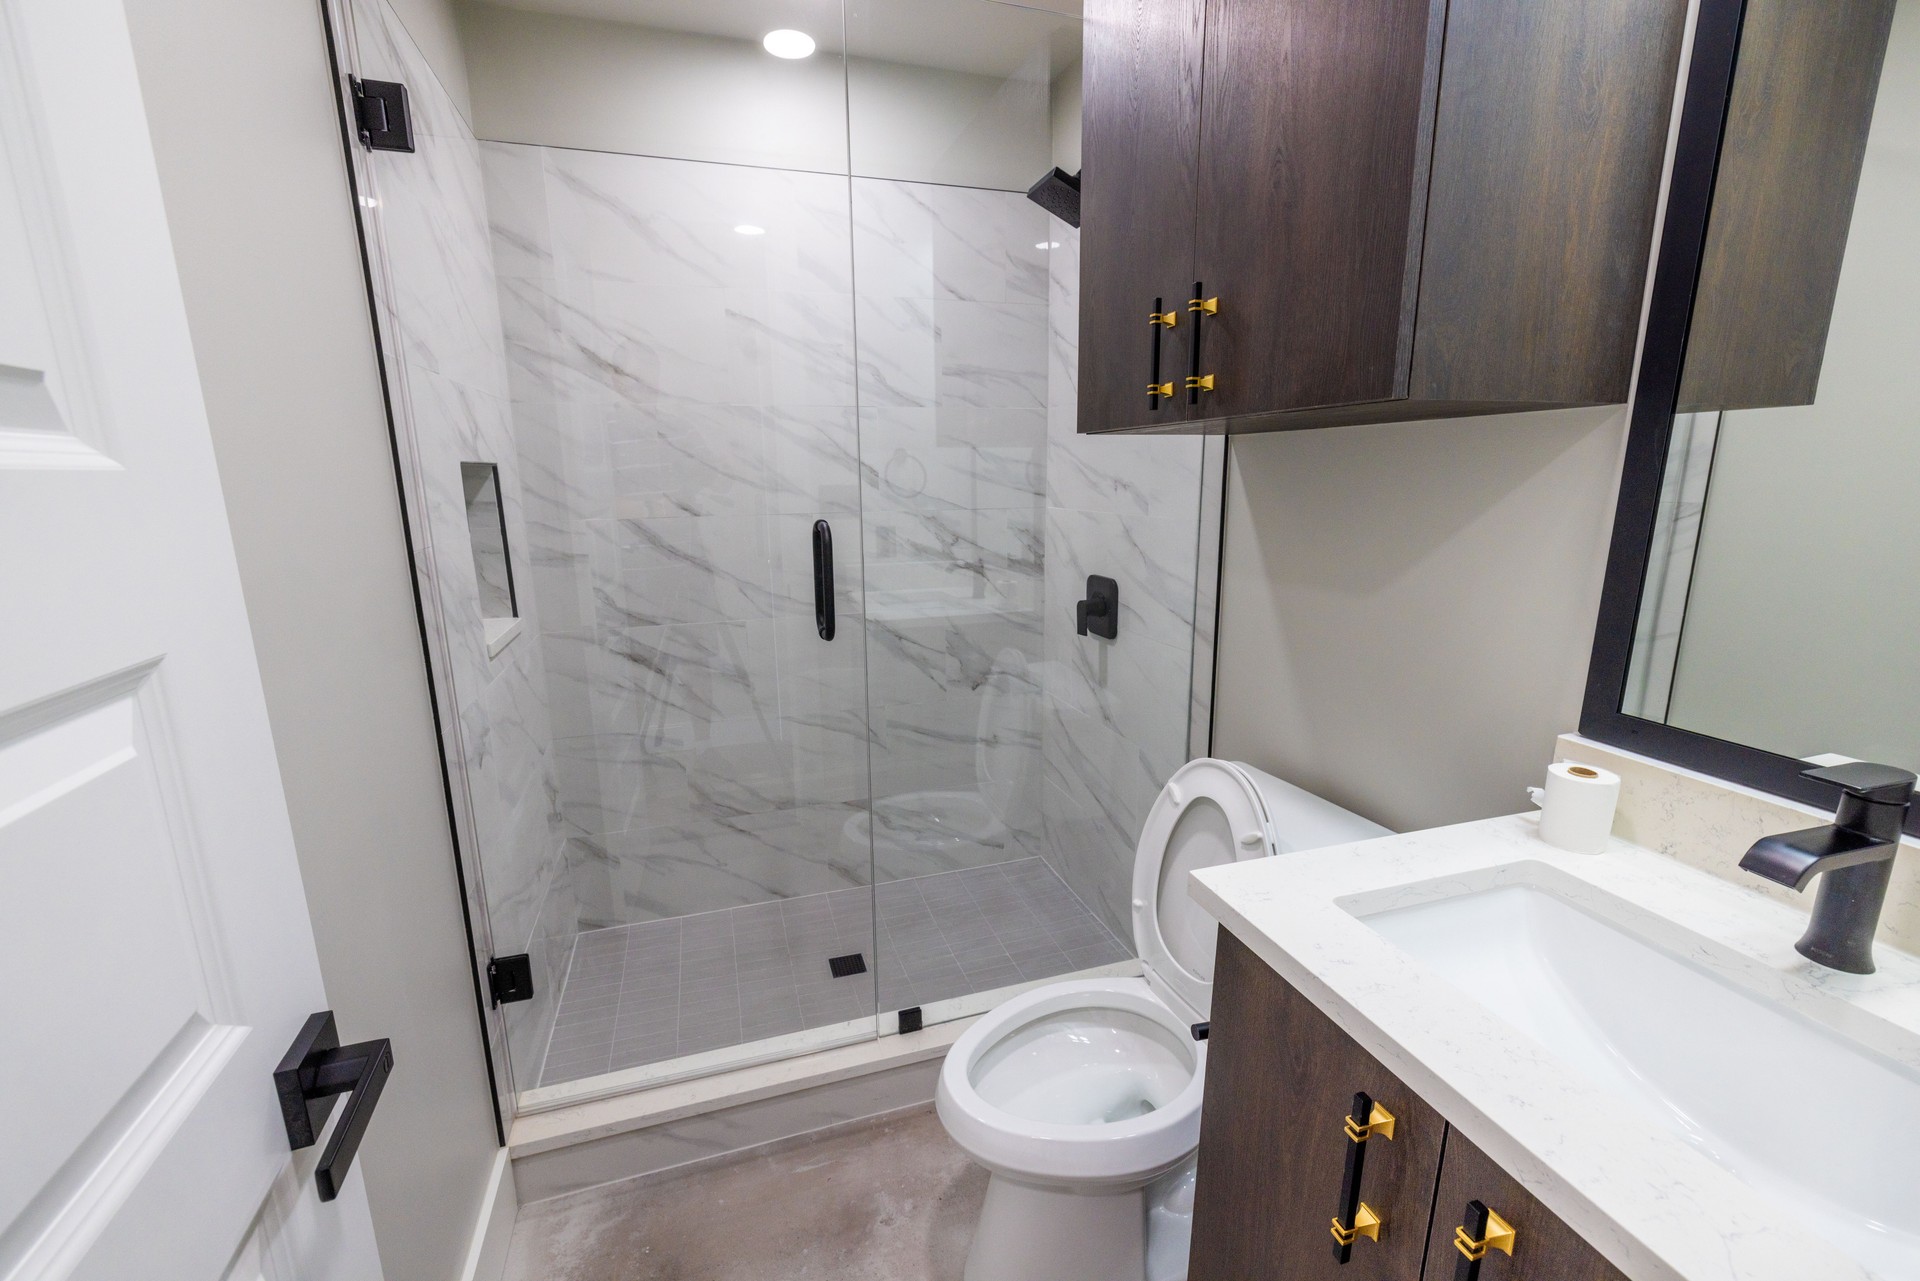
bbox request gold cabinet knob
[1330,1202,1382,1247]
[1148,310,1179,328]
[1185,374,1215,394]
[1188,296,1219,315]
[1148,382,1175,400]
[1453,1207,1516,1262]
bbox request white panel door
[0,0,386,1278]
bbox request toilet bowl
[937,758,1390,1281]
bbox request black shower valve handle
[1076,575,1119,640]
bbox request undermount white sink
[1361,883,1920,1280]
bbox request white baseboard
[457,1148,517,1281]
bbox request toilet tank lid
[1228,762,1392,853]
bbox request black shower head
[1026,167,1081,229]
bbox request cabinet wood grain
[1676,0,1897,412]
[1079,0,1207,432]
[1421,1126,1629,1281]
[1411,0,1688,406]
[1076,0,1688,436]
[1189,930,1447,1281]
[1192,0,1445,418]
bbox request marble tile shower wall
[483,145,1067,926]
[485,145,872,930]
[1040,224,1219,942]
[851,179,1051,881]
[344,0,571,1081]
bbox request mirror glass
[1623,0,1918,774]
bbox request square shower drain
[828,952,868,978]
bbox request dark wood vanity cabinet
[1078,0,1688,436]
[1191,931,1628,1281]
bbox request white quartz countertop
[1190,813,1920,1281]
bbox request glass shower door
[845,0,1172,1031]
[490,140,887,1103]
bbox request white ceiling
[471,0,1082,78]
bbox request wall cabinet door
[1190,930,1448,1280]
[1077,0,1686,436]
[1422,1128,1629,1281]
[1191,0,1446,419]
[1079,0,1207,432]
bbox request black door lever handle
[274,1010,396,1202]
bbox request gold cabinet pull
[1344,1101,1396,1143]
[1453,1206,1516,1262]
[1148,310,1179,328]
[1188,296,1219,315]
[1330,1202,1382,1247]
[1186,374,1215,394]
[1148,382,1175,400]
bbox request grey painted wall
[123,1,499,1278]
[1211,408,1627,833]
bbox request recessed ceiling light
[735,224,767,236]
[763,28,816,59]
[1035,241,1060,250]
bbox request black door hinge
[488,954,534,1007]
[351,76,415,153]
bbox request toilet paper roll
[1526,761,1620,855]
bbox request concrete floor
[503,1108,988,1280]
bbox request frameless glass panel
[477,5,883,1106]
[844,0,1222,1031]
[336,0,886,1112]
[1623,2,1919,773]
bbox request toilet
[936,758,1390,1281]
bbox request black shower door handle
[812,519,835,641]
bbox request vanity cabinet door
[1077,0,1207,433]
[1420,1127,1628,1281]
[1189,929,1447,1281]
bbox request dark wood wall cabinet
[1190,931,1628,1281]
[1078,0,1688,436]
[1674,0,1897,412]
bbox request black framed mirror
[1582,0,1919,834]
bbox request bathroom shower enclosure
[327,0,1224,1117]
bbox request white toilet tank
[1230,762,1392,852]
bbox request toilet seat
[1130,758,1277,1019]
[937,977,1205,1186]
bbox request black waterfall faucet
[1738,762,1916,974]
[1076,574,1118,640]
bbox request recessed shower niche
[460,461,521,657]
[331,0,1225,1117]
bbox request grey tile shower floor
[536,857,1129,1088]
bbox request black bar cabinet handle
[812,519,835,641]
[1148,296,1176,409]
[1330,1089,1394,1262]
[274,1010,396,1202]
[1452,1198,1517,1278]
